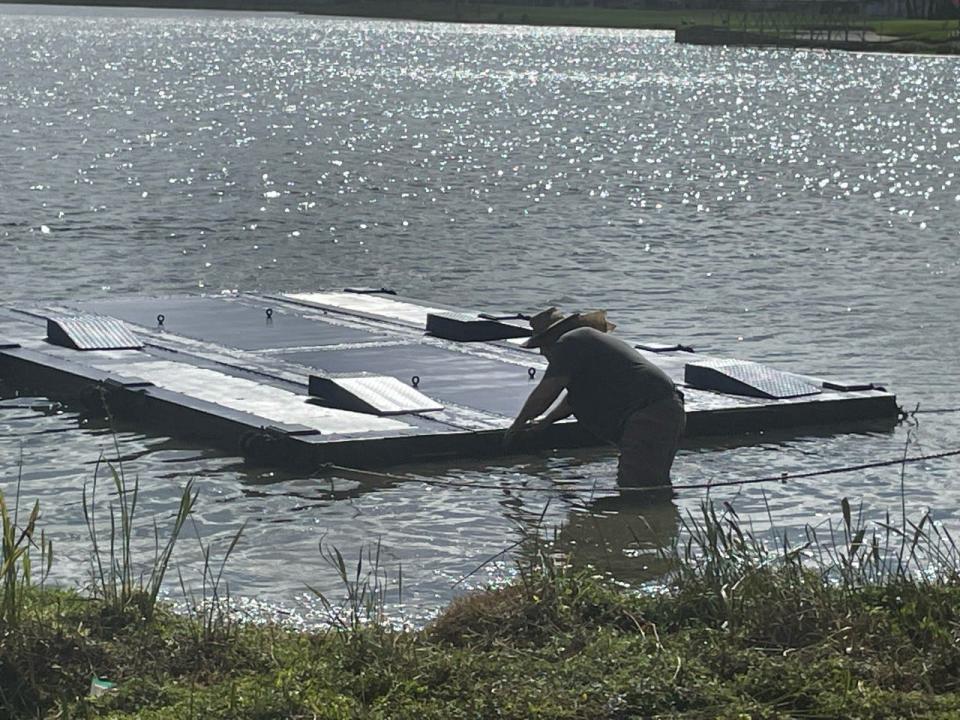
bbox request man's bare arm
[538,394,573,426]
[509,375,568,432]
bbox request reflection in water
[557,491,680,585]
[682,419,899,455]
[2,388,959,626]
[1,8,960,623]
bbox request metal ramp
[46,315,143,351]
[684,359,821,399]
[308,374,444,416]
[425,312,531,342]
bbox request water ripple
[1,8,959,623]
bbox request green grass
[6,546,960,718]
[6,458,960,718]
[872,18,960,41]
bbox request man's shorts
[616,391,686,488]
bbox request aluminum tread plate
[685,359,821,399]
[311,375,444,415]
[47,315,143,351]
[88,359,411,435]
[429,312,477,324]
[77,296,383,350]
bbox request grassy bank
[5,457,960,719]
[8,566,960,718]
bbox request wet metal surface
[0,291,898,468]
[284,341,543,419]
[79,295,388,350]
[93,358,412,435]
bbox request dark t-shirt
[543,327,675,442]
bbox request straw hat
[521,307,615,348]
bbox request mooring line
[662,447,960,494]
[320,447,960,495]
[320,463,521,492]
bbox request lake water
[1,4,959,625]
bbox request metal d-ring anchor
[411,375,420,388]
[528,367,536,380]
[156,314,165,327]
[265,308,273,321]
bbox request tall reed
[309,537,401,631]
[178,520,245,647]
[82,455,197,621]
[1,461,53,631]
[667,485,960,649]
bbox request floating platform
[0,290,899,470]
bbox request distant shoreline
[0,0,703,29]
[676,24,960,55]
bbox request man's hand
[502,420,527,449]
[505,376,570,450]
[503,419,548,449]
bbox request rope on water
[319,463,519,492]
[319,447,960,495]
[663,447,960,493]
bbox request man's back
[544,327,675,441]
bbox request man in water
[506,307,685,487]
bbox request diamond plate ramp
[685,359,821,399]
[425,312,531,342]
[46,315,143,351]
[309,374,444,416]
